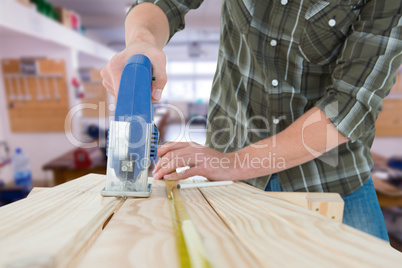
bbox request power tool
[101,55,159,197]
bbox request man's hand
[153,142,244,181]
[100,3,169,102]
[100,42,167,102]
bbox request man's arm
[314,0,402,142]
[153,107,348,181]
[101,3,169,101]
[101,0,203,101]
[234,107,349,179]
[153,1,401,181]
[125,3,169,49]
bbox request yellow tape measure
[165,180,212,268]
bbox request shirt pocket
[298,0,362,65]
[226,0,254,34]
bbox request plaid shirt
[133,0,402,196]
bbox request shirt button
[281,0,288,5]
[272,79,279,87]
[328,19,336,27]
[273,118,280,125]
[270,40,277,47]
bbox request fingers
[100,44,168,101]
[153,164,194,180]
[150,51,167,102]
[163,167,201,181]
[154,152,195,179]
[100,67,115,96]
[157,142,192,158]
[154,142,206,180]
[103,54,126,96]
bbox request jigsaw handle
[115,54,153,122]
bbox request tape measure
[165,180,212,268]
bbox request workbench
[42,147,107,185]
[0,174,401,267]
[371,152,402,207]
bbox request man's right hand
[100,3,169,102]
[100,42,167,102]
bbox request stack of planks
[0,174,401,267]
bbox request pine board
[77,180,178,268]
[198,182,402,267]
[0,174,123,268]
[2,174,402,268]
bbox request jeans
[264,174,389,241]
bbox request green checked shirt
[132,0,402,196]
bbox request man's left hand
[153,142,240,181]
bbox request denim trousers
[264,174,389,241]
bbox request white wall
[0,32,96,184]
[371,137,402,158]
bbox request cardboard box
[15,0,31,7]
[54,7,72,29]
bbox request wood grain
[27,187,49,198]
[79,179,262,268]
[0,174,123,268]
[268,192,344,222]
[78,180,179,268]
[199,182,402,267]
[179,186,262,268]
[3,175,402,268]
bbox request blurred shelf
[0,0,116,62]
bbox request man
[101,0,402,241]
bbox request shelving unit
[0,0,117,184]
[0,0,115,62]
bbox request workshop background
[0,0,401,251]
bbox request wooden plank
[0,174,123,268]
[179,186,262,267]
[198,182,402,267]
[268,192,344,222]
[80,179,261,268]
[4,175,402,267]
[78,179,179,268]
[27,187,49,198]
[188,177,344,221]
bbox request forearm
[125,3,169,48]
[236,107,349,178]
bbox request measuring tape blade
[165,180,211,268]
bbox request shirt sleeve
[128,0,204,41]
[315,0,402,142]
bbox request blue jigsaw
[101,54,159,197]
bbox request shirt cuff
[128,0,187,42]
[315,88,379,142]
